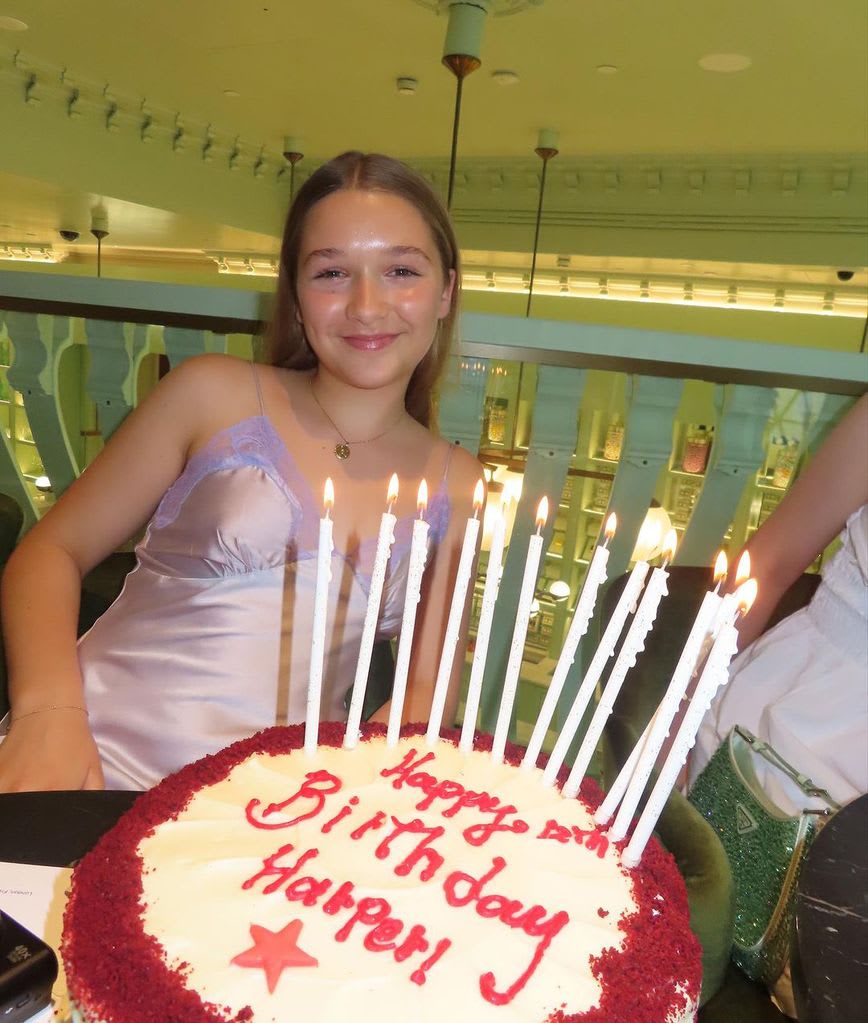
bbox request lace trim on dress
[153,418,302,531]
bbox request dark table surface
[793,793,868,1023]
[0,790,139,867]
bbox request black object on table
[792,793,868,1023]
[0,791,139,867]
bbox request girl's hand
[0,711,104,792]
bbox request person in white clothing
[692,391,868,813]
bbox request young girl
[0,152,483,792]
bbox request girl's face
[295,189,455,393]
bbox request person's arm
[735,392,868,648]
[0,354,233,791]
[373,447,484,729]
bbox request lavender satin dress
[78,416,451,790]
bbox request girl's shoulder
[439,440,485,515]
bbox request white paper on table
[0,861,72,1021]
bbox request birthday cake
[63,722,701,1023]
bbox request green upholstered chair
[600,566,819,1021]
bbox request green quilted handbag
[688,725,839,987]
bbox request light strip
[0,243,64,264]
[204,251,866,316]
[463,270,867,317]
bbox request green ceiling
[0,0,866,297]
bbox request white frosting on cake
[127,738,696,1022]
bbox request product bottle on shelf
[603,416,624,461]
[682,424,711,474]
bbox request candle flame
[323,477,334,514]
[735,550,751,585]
[713,550,728,583]
[387,473,399,509]
[736,578,758,616]
[535,496,549,530]
[604,513,617,540]
[417,478,428,516]
[662,528,678,563]
[472,479,484,517]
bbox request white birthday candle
[600,551,727,833]
[709,551,751,638]
[561,529,678,798]
[426,479,484,745]
[622,578,758,867]
[387,480,431,747]
[541,557,651,787]
[344,474,399,749]
[491,496,549,763]
[305,477,335,756]
[459,494,509,753]
[522,513,616,770]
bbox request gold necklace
[309,378,405,461]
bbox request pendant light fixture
[441,1,487,209]
[526,128,558,317]
[90,207,109,278]
[282,136,304,203]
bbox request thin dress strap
[250,361,266,417]
[440,441,456,483]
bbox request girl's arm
[0,354,237,791]
[736,392,868,648]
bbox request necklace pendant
[334,442,351,461]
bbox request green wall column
[676,384,776,566]
[605,375,685,576]
[554,374,684,755]
[163,327,208,367]
[84,320,150,440]
[479,364,586,737]
[438,355,489,451]
[5,313,79,498]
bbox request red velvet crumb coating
[62,722,700,1023]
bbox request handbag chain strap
[733,725,841,815]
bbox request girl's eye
[388,266,422,278]
[312,268,346,280]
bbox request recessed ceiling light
[0,16,28,31]
[223,88,241,98]
[595,64,619,75]
[698,53,752,73]
[492,69,519,86]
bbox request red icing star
[231,919,319,992]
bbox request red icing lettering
[462,806,529,846]
[394,923,432,962]
[409,937,452,985]
[321,796,359,834]
[444,856,507,907]
[284,875,333,906]
[322,880,357,916]
[333,897,391,942]
[443,856,570,1006]
[537,819,572,843]
[380,748,437,789]
[349,810,387,840]
[242,843,319,895]
[245,770,341,830]
[478,907,569,1006]
[374,817,445,882]
[363,917,404,952]
[571,824,610,859]
[413,778,465,811]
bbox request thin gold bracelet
[10,704,89,725]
